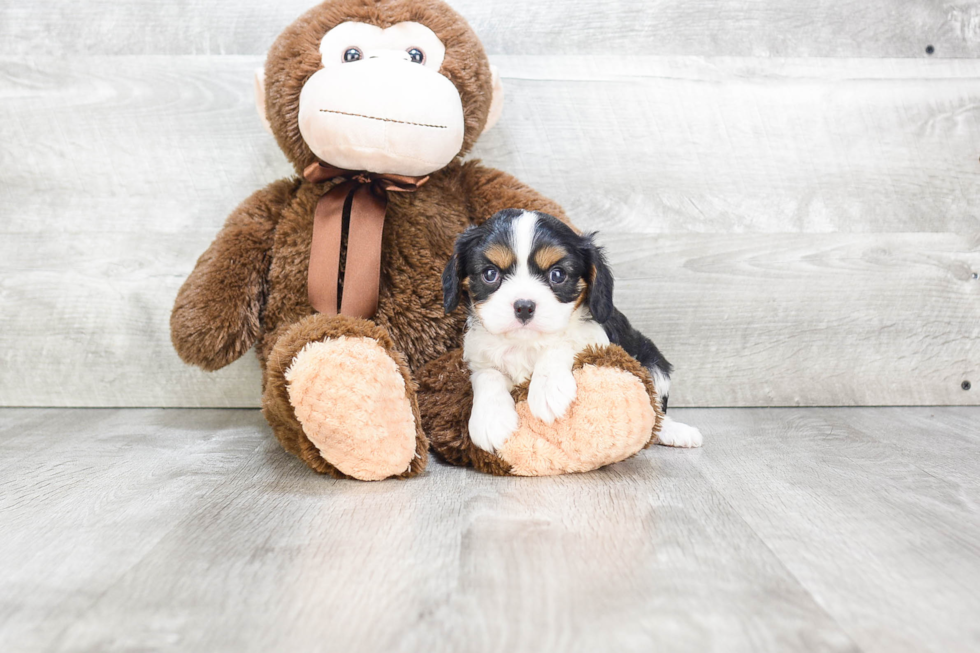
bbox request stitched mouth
[320,108,448,130]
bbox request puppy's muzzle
[514,299,536,324]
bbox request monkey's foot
[418,345,663,477]
[498,349,658,476]
[285,336,419,481]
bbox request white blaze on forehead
[512,211,538,275]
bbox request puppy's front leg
[469,367,519,453]
[528,347,577,424]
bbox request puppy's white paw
[656,416,703,448]
[468,396,519,453]
[528,365,577,424]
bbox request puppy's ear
[442,227,481,314]
[584,233,615,323]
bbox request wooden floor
[1,408,978,653]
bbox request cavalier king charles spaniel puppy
[443,209,702,453]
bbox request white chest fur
[463,308,609,388]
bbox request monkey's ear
[254,67,273,135]
[482,65,505,134]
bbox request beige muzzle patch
[298,58,465,176]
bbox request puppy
[442,209,702,453]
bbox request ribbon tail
[308,181,356,315]
[305,165,421,319]
[340,186,388,318]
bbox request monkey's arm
[460,161,574,228]
[171,178,300,371]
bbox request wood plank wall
[1,1,978,407]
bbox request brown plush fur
[171,177,301,372]
[170,0,651,478]
[418,345,664,475]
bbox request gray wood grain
[2,407,978,652]
[486,56,980,235]
[1,231,976,408]
[3,45,980,409]
[0,230,264,408]
[4,56,979,236]
[2,0,978,58]
[610,232,980,408]
[0,409,269,651]
[691,407,980,653]
[0,56,292,237]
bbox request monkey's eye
[343,47,362,63]
[481,267,499,284]
[407,47,425,64]
[549,268,567,285]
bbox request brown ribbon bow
[303,162,429,318]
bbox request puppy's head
[442,209,614,336]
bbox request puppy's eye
[407,47,425,64]
[481,267,499,284]
[343,48,362,63]
[549,268,567,285]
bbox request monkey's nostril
[514,300,536,323]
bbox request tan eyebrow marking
[484,243,515,270]
[534,245,567,270]
[574,278,588,309]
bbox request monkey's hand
[171,178,297,371]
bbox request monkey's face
[297,21,465,176]
[263,1,498,175]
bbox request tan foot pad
[285,336,417,481]
[499,365,656,476]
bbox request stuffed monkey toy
[171,0,665,480]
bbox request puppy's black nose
[514,299,536,324]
